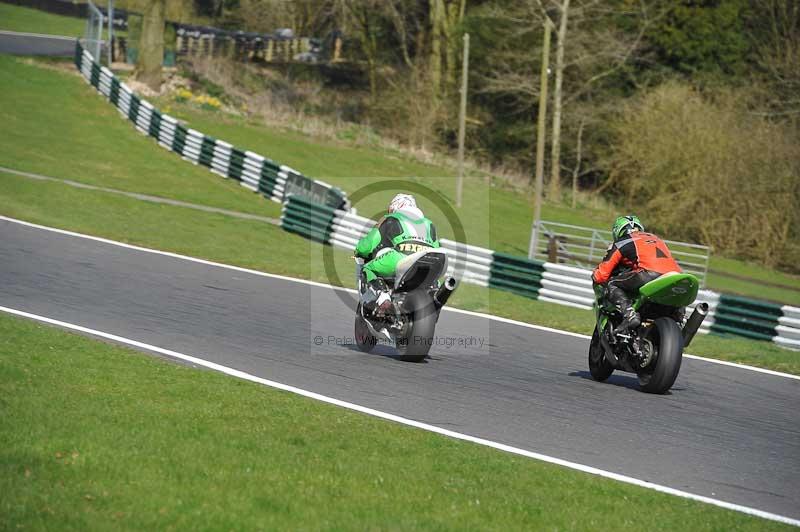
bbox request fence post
[106,0,113,65]
[701,248,710,288]
[548,235,559,263]
[529,222,540,260]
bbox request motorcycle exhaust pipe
[682,302,709,347]
[434,276,458,309]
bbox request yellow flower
[193,93,221,110]
[174,87,193,103]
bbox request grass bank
[0,54,280,219]
[0,313,792,531]
[0,4,87,37]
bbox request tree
[339,0,386,98]
[443,0,467,96]
[427,0,467,99]
[473,0,663,194]
[607,82,800,269]
[646,0,750,77]
[745,0,800,119]
[544,0,570,200]
[134,0,166,91]
[429,0,445,95]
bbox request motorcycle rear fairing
[635,272,699,308]
[394,249,448,291]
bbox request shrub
[607,82,800,271]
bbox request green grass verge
[0,313,792,531]
[0,55,279,219]
[0,4,87,37]
[2,170,797,376]
[707,256,800,306]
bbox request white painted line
[0,215,348,293]
[679,353,800,378]
[2,214,799,382]
[0,304,796,527]
[445,306,590,340]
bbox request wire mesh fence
[83,0,105,62]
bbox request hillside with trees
[123,0,799,271]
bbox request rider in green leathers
[355,194,440,313]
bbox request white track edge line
[681,353,800,379]
[0,305,797,527]
[2,214,798,382]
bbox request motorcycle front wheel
[588,326,614,381]
[354,303,377,353]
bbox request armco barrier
[74,41,346,209]
[711,295,782,342]
[777,306,800,350]
[489,252,544,300]
[281,196,800,350]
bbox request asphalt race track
[0,31,76,56]
[1,218,798,521]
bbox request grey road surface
[1,219,798,520]
[0,31,76,56]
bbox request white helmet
[388,193,417,213]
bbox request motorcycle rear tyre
[396,291,436,362]
[638,317,683,394]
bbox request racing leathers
[355,208,439,311]
[592,231,681,333]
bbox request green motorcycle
[354,250,457,362]
[589,272,709,394]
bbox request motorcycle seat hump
[394,248,448,290]
[638,272,699,307]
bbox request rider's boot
[362,278,391,315]
[613,306,641,335]
[375,292,391,315]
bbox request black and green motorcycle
[589,272,709,394]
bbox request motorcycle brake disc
[638,339,655,368]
